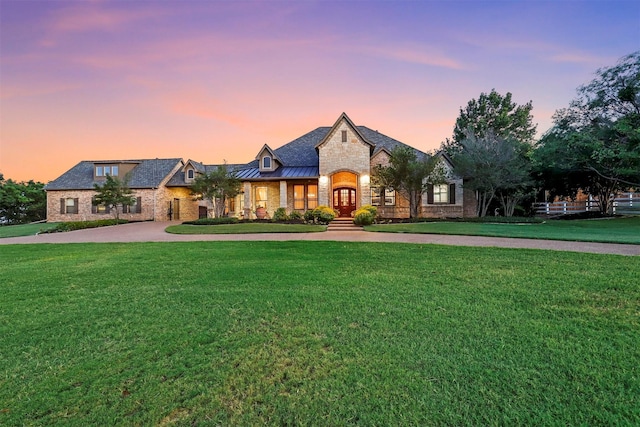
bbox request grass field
[366,216,640,244]
[0,223,58,238]
[1,241,638,425]
[166,223,326,234]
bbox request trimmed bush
[359,204,378,217]
[353,208,374,226]
[304,205,336,224]
[289,210,303,220]
[272,208,289,222]
[183,217,239,225]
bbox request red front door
[333,187,356,217]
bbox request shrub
[360,204,378,217]
[289,210,303,220]
[272,208,289,222]
[304,205,336,224]
[183,217,239,225]
[353,208,374,226]
[43,219,128,233]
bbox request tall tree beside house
[373,147,445,219]
[443,89,537,217]
[533,51,640,215]
[92,174,135,221]
[0,174,47,224]
[190,162,242,218]
[451,130,533,217]
[448,89,537,148]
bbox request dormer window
[262,156,271,169]
[95,165,119,177]
[187,169,194,180]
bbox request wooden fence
[534,192,640,216]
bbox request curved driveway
[1,221,638,256]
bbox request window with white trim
[262,156,271,169]
[433,184,448,203]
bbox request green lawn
[1,242,638,425]
[0,222,58,238]
[166,222,326,234]
[365,216,640,244]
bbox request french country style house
[45,113,475,222]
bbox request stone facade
[318,122,371,209]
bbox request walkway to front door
[333,187,356,217]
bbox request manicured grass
[165,222,326,234]
[365,216,640,244]
[1,242,638,425]
[0,222,58,238]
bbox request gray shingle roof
[45,158,183,190]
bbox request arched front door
[333,187,356,217]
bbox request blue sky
[1,0,638,181]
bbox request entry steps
[327,217,362,231]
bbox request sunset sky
[1,0,638,183]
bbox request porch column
[279,180,287,210]
[319,175,330,207]
[243,182,252,219]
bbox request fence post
[563,202,567,214]
[546,203,550,215]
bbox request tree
[533,51,640,214]
[444,90,537,217]
[449,89,537,147]
[190,162,242,218]
[92,175,135,221]
[373,146,445,218]
[0,174,46,224]
[451,130,533,217]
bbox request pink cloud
[360,44,464,70]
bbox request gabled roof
[315,112,374,152]
[45,158,183,191]
[255,144,283,164]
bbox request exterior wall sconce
[319,175,329,184]
[360,175,370,184]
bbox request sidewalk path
[1,221,638,256]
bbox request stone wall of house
[318,122,371,208]
[158,187,199,221]
[47,189,158,222]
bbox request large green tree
[444,90,537,216]
[190,163,242,218]
[373,146,445,218]
[533,51,640,214]
[449,89,537,147]
[0,174,47,224]
[92,175,136,221]
[451,130,533,217]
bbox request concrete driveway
[1,221,638,256]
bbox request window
[123,197,142,214]
[187,169,194,180]
[262,156,271,169]
[307,185,318,209]
[95,164,118,177]
[228,196,235,213]
[294,184,318,210]
[61,198,78,214]
[256,187,268,209]
[384,188,396,206]
[371,187,381,206]
[294,185,305,210]
[341,130,347,142]
[433,184,448,203]
[371,187,395,206]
